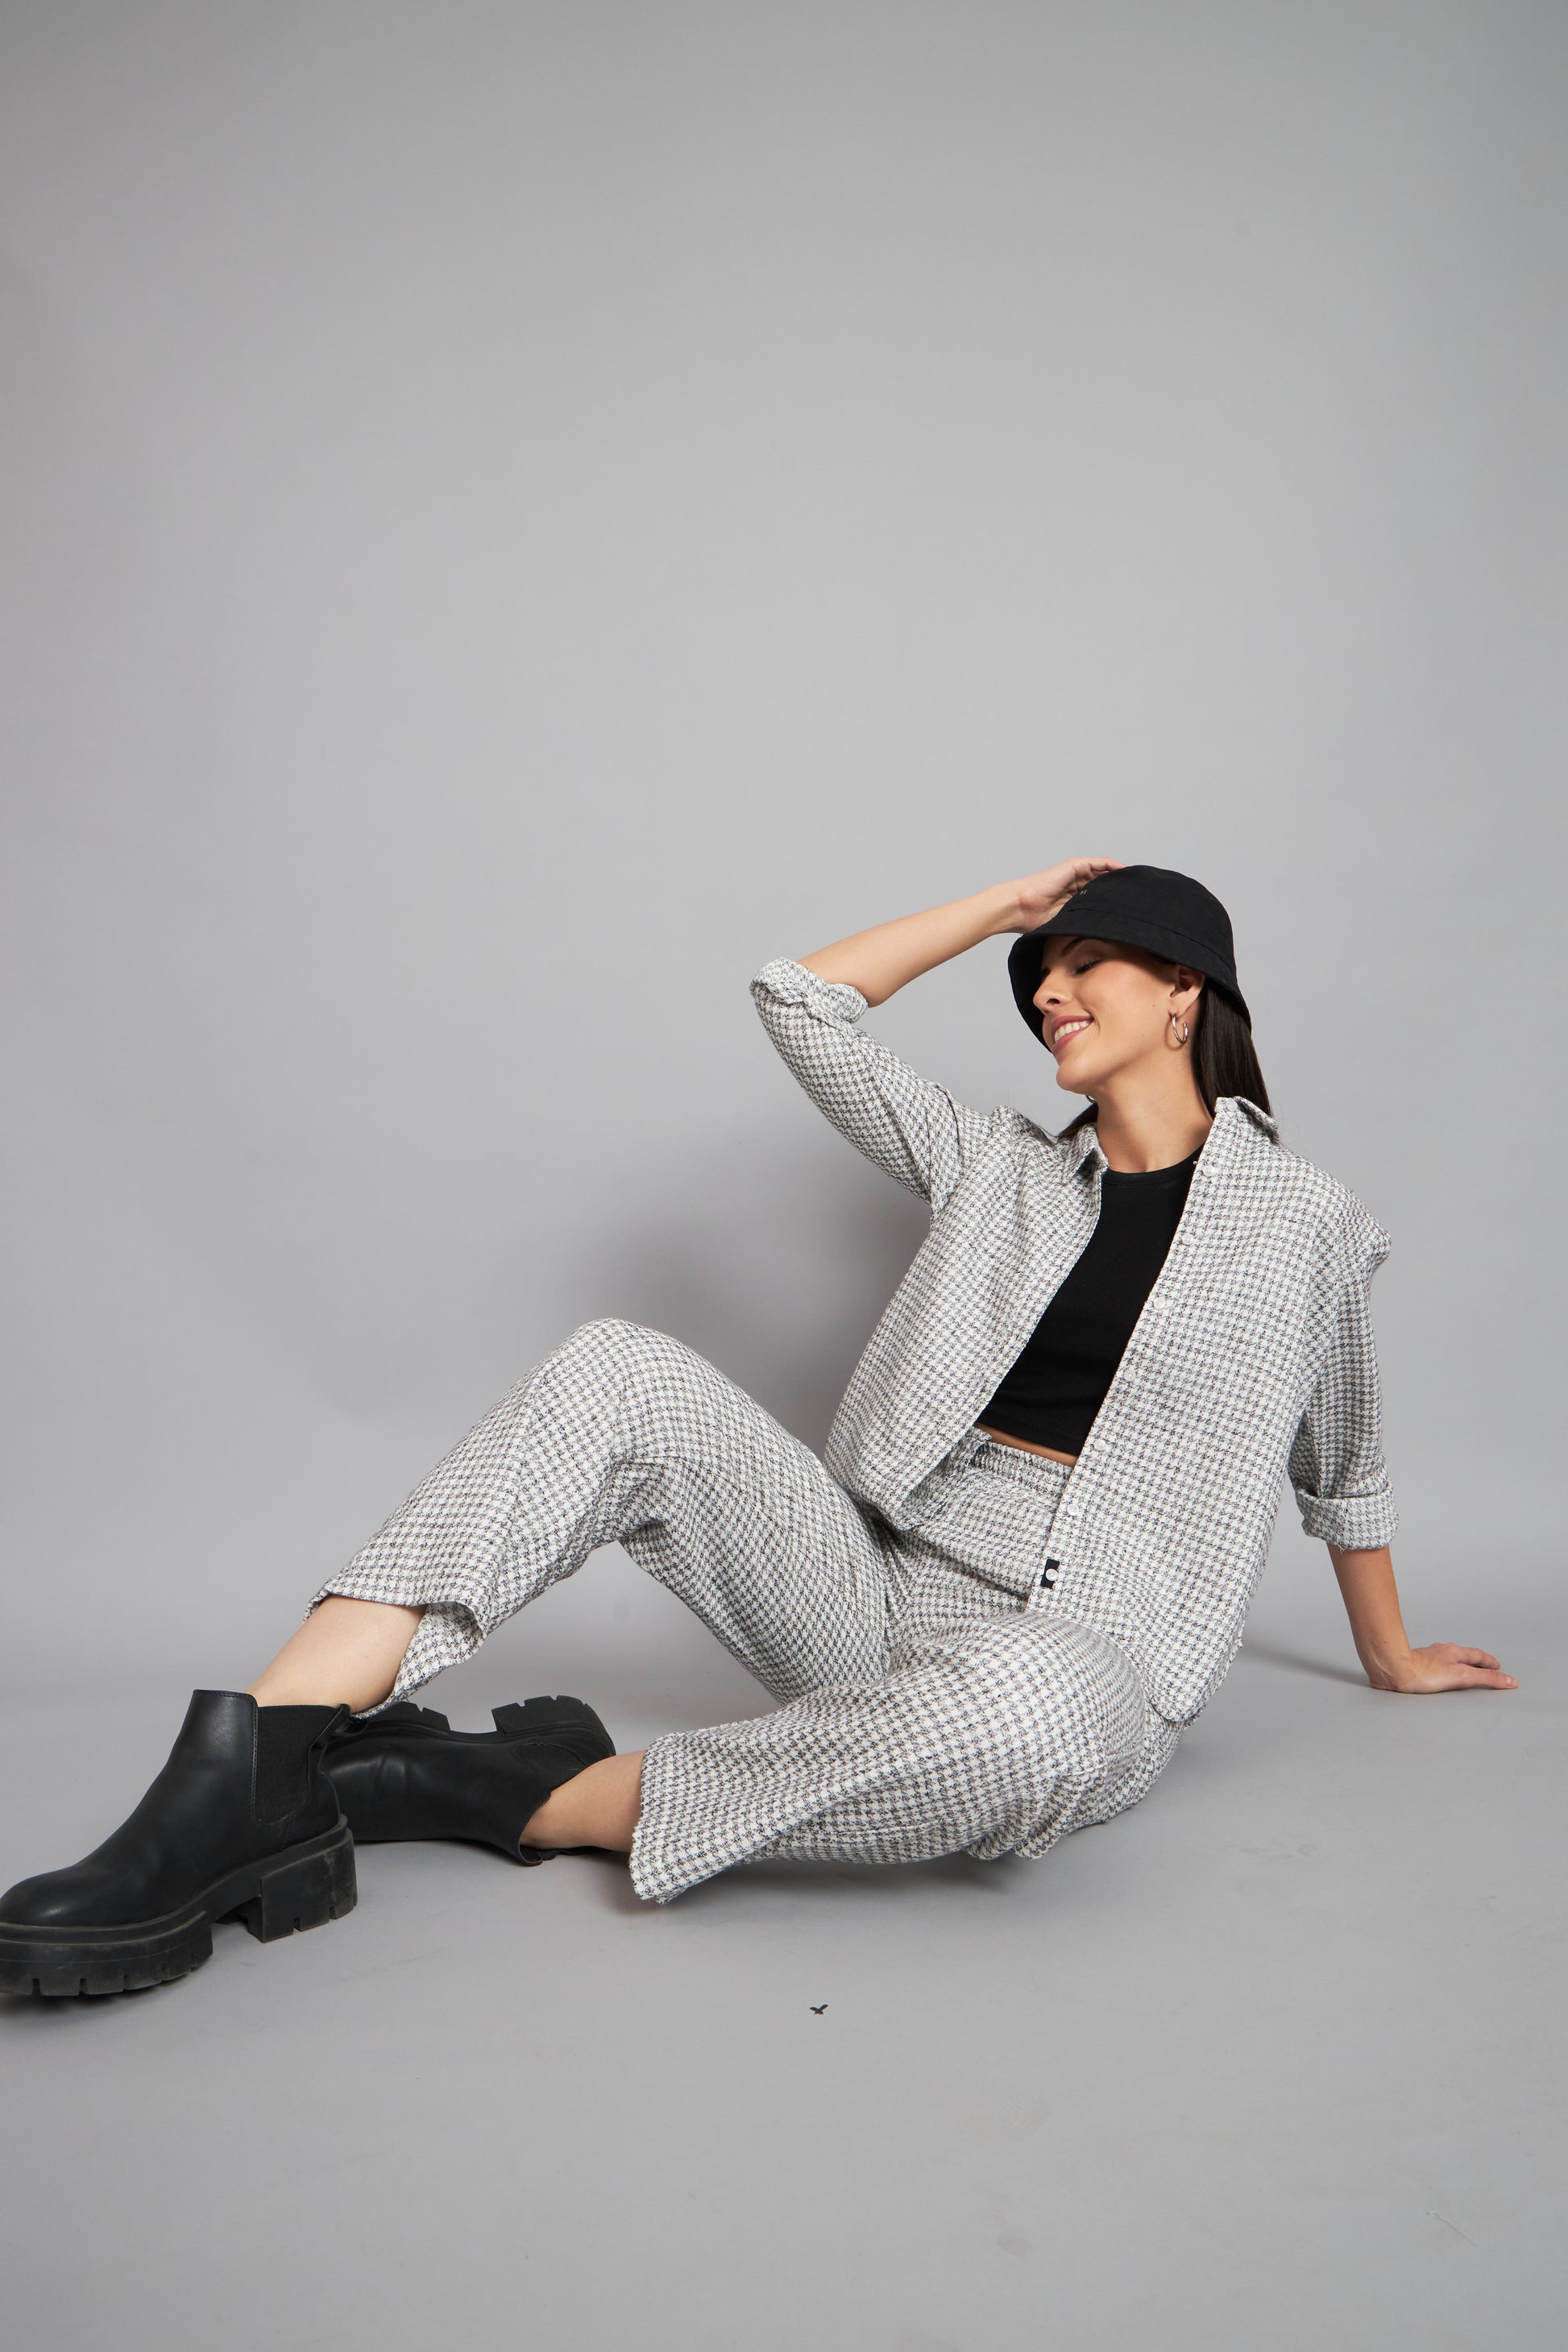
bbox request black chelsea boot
[324,1694,616,1862]
[0,1691,357,1997]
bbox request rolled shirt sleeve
[750,956,995,1215]
[1288,1206,1399,1550]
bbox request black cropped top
[977,1146,1200,1457]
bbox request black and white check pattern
[750,956,1399,1722]
[311,952,1392,1903]
[315,1325,1177,1904]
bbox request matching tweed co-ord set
[314,958,1399,1904]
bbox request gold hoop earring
[1170,1013,1190,1046]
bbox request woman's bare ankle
[247,1598,425,1715]
[522,1751,645,1853]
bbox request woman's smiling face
[1031,934,1203,1094]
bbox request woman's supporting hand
[1361,1642,1519,1695]
[799,857,1122,1008]
[1328,1541,1517,1693]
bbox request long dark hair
[1056,983,1271,1141]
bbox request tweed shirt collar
[1059,1093,1280,1181]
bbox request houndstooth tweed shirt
[753,956,1399,1724]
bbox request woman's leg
[288,1316,892,1711]
[233,1315,898,1871]
[248,1599,425,1712]
[511,1618,1172,1869]
[2,1319,894,1989]
[522,1749,645,1851]
[628,1611,1163,1903]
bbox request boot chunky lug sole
[355,1697,606,1747]
[0,1818,355,1999]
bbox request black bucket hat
[1007,863,1251,1041]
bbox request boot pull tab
[310,1704,354,1754]
[255,1703,350,1823]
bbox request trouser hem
[306,1584,488,1713]
[628,1731,761,1904]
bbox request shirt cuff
[750,956,870,1026]
[1295,1483,1400,1550]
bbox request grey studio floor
[2,1539,1560,2352]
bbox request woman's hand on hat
[1010,858,1125,933]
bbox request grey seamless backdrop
[1,9,1564,2347]
[2,3,1560,1699]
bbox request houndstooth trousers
[313,1318,1182,1904]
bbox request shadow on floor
[1237,1639,1365,1687]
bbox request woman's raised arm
[799,858,1124,1008]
